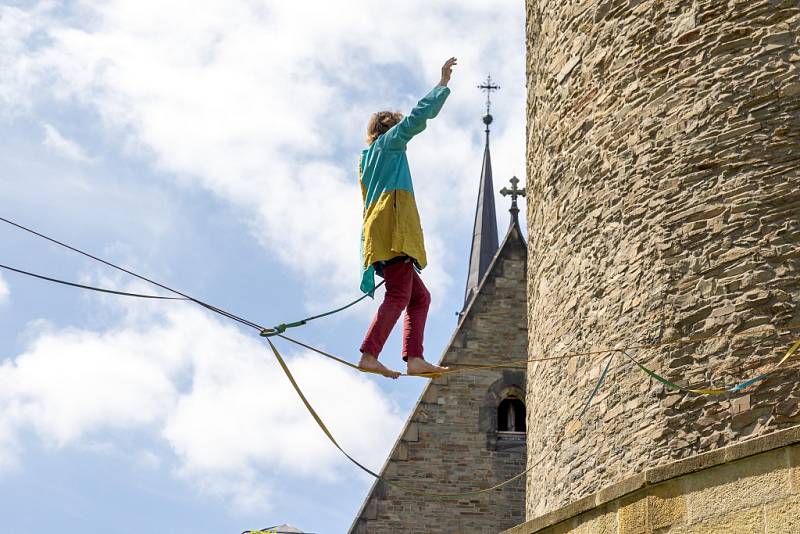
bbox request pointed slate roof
[463,121,499,308]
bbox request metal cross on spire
[500,176,526,225]
[477,75,500,133]
[477,75,501,116]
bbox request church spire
[463,76,501,308]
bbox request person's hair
[366,111,403,145]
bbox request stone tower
[523,0,800,521]
[349,103,529,532]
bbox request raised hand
[439,57,458,87]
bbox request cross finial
[477,75,500,130]
[500,176,526,223]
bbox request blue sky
[0,1,526,532]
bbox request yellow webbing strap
[265,338,553,499]
[280,322,800,380]
[277,334,441,378]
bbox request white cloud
[0,299,404,510]
[0,273,8,304]
[0,1,529,521]
[0,410,19,473]
[1,0,526,309]
[0,4,42,115]
[136,449,162,470]
[42,123,92,162]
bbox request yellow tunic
[358,86,451,294]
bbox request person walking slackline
[357,57,457,379]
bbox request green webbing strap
[623,339,800,395]
[266,337,563,499]
[578,353,615,418]
[260,280,386,337]
[259,320,307,337]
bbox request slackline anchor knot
[260,320,307,337]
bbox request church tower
[349,81,529,534]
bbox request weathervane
[477,75,501,132]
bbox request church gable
[447,222,527,367]
[349,221,528,534]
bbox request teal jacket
[359,85,451,295]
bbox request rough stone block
[365,499,378,520]
[501,522,530,534]
[383,462,398,477]
[556,56,581,84]
[645,447,726,485]
[724,425,800,464]
[596,473,645,506]
[524,494,597,533]
[548,520,573,534]
[673,508,764,534]
[781,82,800,97]
[730,394,751,414]
[765,499,800,533]
[572,505,616,534]
[404,423,419,442]
[648,479,687,530]
[685,449,790,523]
[393,442,408,461]
[618,494,647,534]
[790,444,800,494]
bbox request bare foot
[406,357,449,378]
[358,353,401,379]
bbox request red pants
[360,261,431,360]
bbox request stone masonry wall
[505,425,800,534]
[525,0,800,521]
[350,225,528,534]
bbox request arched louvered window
[497,397,526,432]
[481,376,526,451]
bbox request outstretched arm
[385,57,457,149]
[438,56,457,87]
